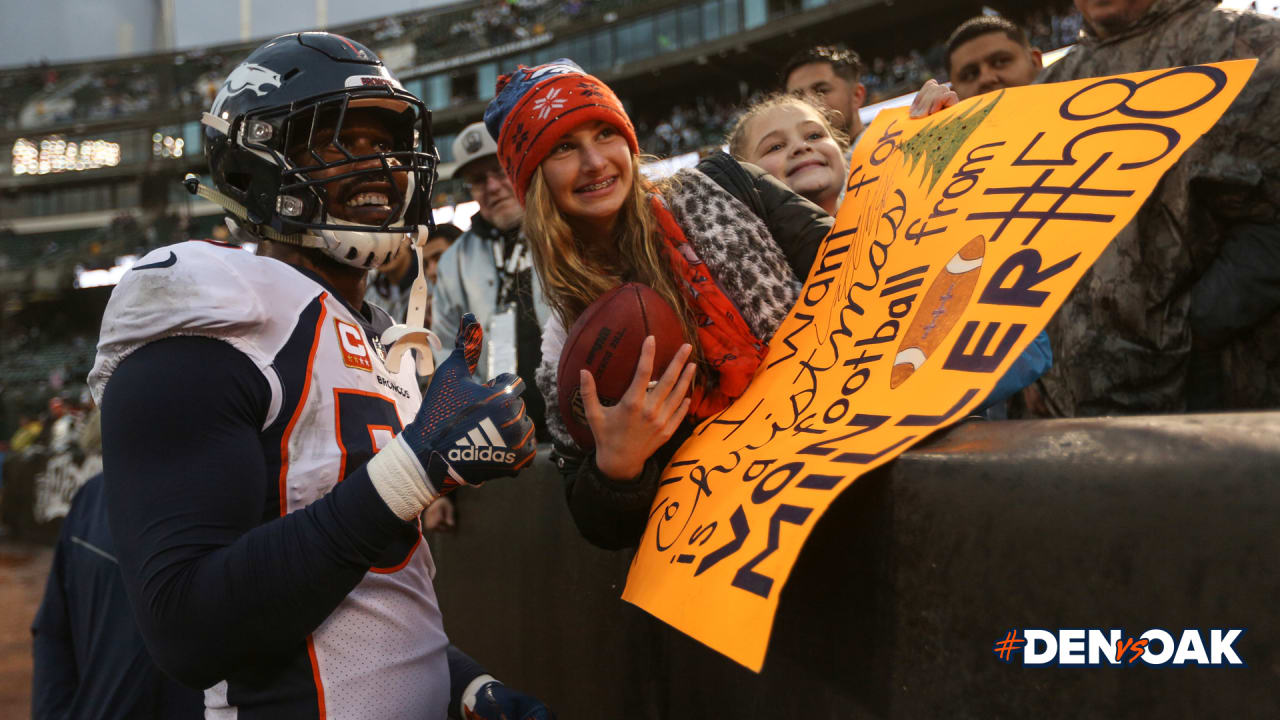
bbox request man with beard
[783,45,869,149]
[946,16,1044,101]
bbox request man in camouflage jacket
[1033,0,1280,416]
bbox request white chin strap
[316,219,406,269]
[381,224,443,377]
[319,171,419,269]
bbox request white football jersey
[91,240,449,720]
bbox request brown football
[557,282,685,449]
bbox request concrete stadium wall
[430,412,1280,719]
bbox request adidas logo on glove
[450,446,518,463]
[448,417,518,464]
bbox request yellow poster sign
[622,60,1256,672]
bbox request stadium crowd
[633,4,1084,157]
[0,0,653,131]
[1,0,1278,716]
[0,0,1084,166]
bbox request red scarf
[650,196,767,419]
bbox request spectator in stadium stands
[907,14,1045,121]
[487,59,833,549]
[90,33,548,720]
[42,396,78,454]
[945,15,1045,100]
[433,122,551,443]
[32,473,205,720]
[783,45,869,149]
[422,225,460,288]
[8,415,43,454]
[1033,0,1280,415]
[728,93,850,215]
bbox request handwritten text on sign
[622,61,1256,672]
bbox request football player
[90,33,549,720]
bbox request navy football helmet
[200,32,437,269]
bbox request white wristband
[367,434,434,521]
[460,673,499,718]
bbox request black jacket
[32,475,204,719]
[553,153,833,550]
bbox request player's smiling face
[540,119,634,239]
[288,107,410,226]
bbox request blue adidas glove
[367,314,536,520]
[462,678,555,720]
[407,313,536,495]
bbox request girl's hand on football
[581,336,694,482]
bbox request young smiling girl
[484,60,833,549]
[728,93,850,215]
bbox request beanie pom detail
[493,68,519,95]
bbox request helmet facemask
[236,88,439,268]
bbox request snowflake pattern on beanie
[483,59,638,203]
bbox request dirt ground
[0,542,52,718]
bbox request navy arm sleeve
[101,336,410,689]
[31,525,77,720]
[446,644,489,718]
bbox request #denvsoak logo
[993,628,1246,666]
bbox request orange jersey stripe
[306,634,327,718]
[370,533,421,575]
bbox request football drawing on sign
[891,235,986,388]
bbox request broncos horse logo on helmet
[211,63,283,116]
[196,32,438,270]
